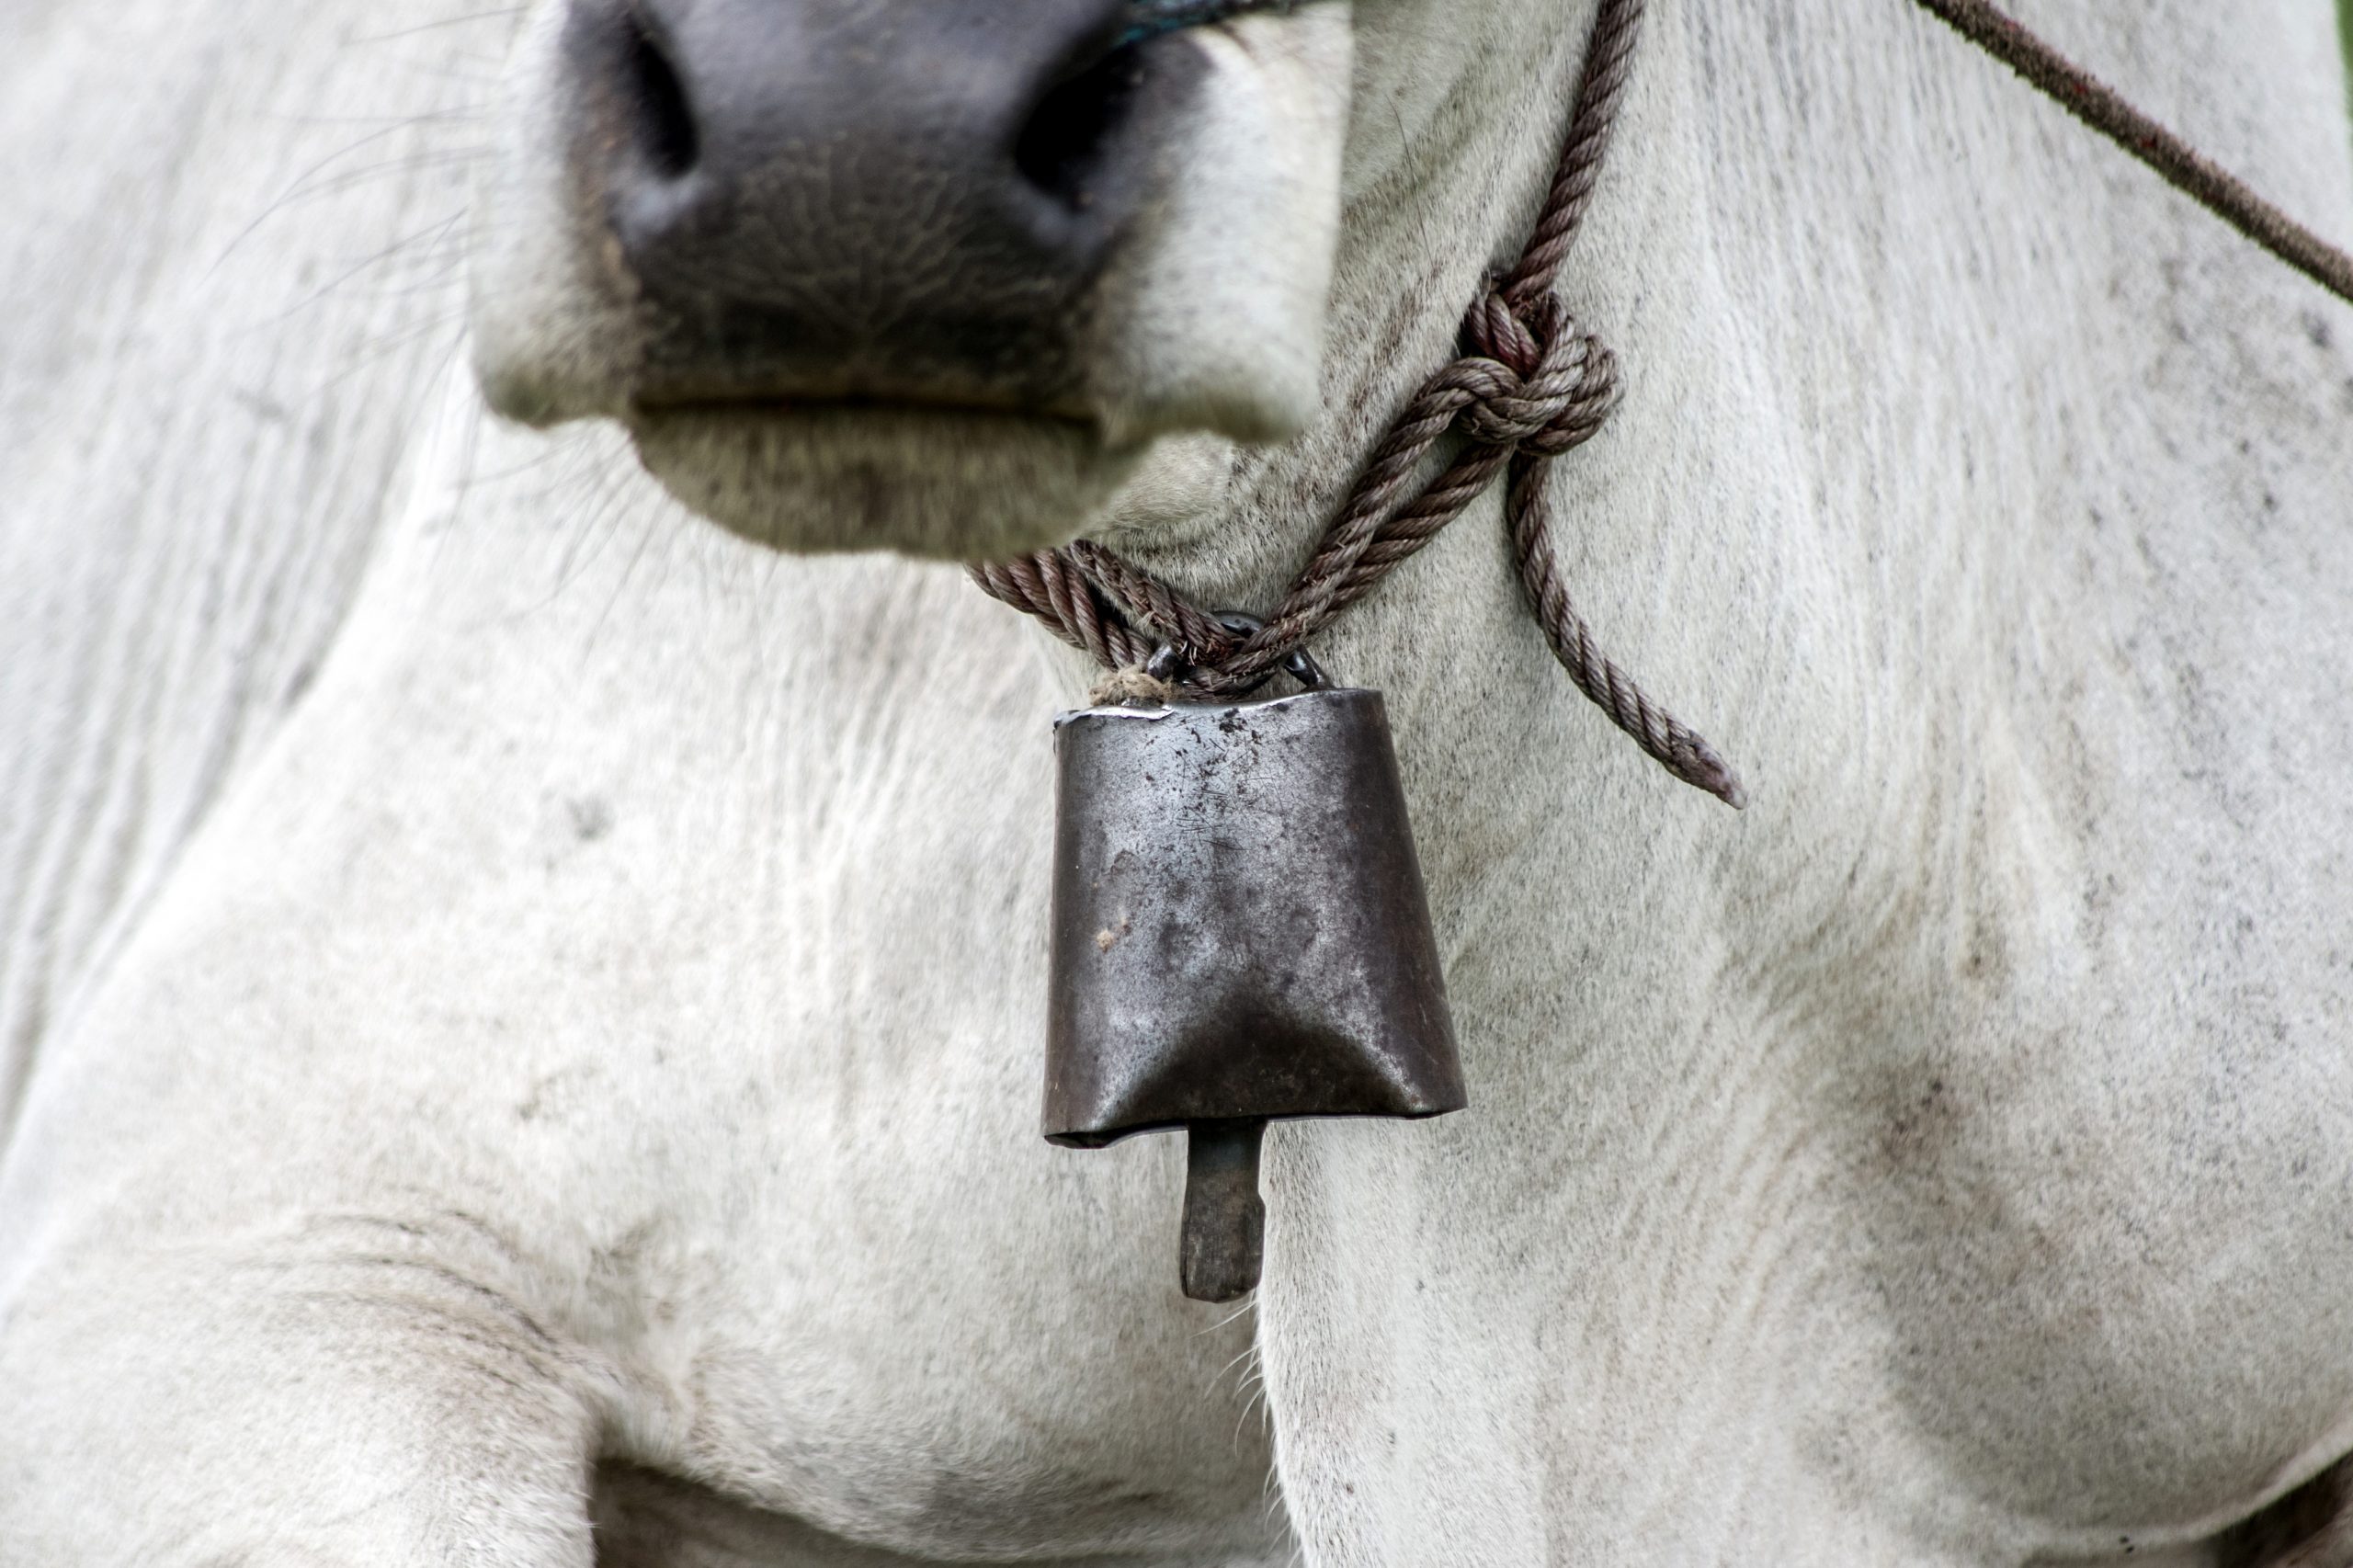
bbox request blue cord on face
[1117,0,1298,48]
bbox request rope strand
[1904,0,2353,307]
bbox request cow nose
[568,0,1197,415]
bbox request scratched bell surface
[1043,687,1465,1148]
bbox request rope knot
[1453,291,1622,458]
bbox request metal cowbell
[1043,685,1465,1303]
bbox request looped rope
[972,0,1747,808]
[978,0,2353,816]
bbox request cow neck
[974,0,2353,818]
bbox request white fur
[6,0,2353,1563]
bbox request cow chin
[624,405,1143,561]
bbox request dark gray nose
[564,0,1203,415]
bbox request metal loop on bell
[1140,613,1331,700]
[1209,611,1332,696]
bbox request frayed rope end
[1088,666,1180,709]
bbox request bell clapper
[1179,1119,1267,1303]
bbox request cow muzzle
[469,0,1353,558]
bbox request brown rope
[976,0,2353,817]
[1905,0,2353,307]
[972,0,1750,808]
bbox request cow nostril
[1014,44,1149,211]
[619,8,698,180]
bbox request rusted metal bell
[1043,686,1466,1303]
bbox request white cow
[5,0,2353,1562]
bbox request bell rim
[1051,685,1385,731]
[1045,1099,1470,1151]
